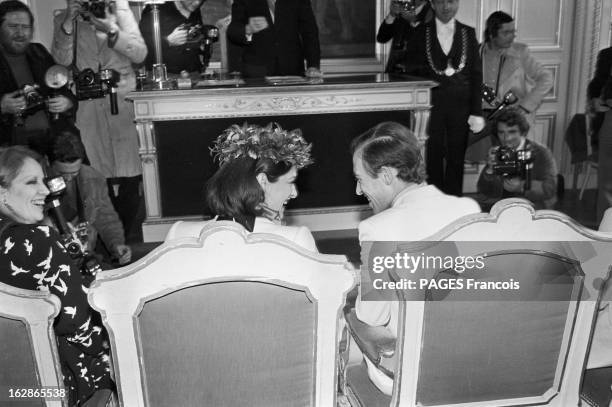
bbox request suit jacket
[404,20,482,116]
[227,0,320,77]
[356,184,480,395]
[482,42,552,115]
[0,43,77,146]
[376,3,434,73]
[165,216,318,252]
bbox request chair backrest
[390,198,612,407]
[0,283,65,407]
[89,221,356,407]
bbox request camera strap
[480,45,507,96]
[75,179,86,224]
[68,18,80,77]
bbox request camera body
[74,68,120,113]
[74,68,105,100]
[181,23,219,46]
[18,84,45,115]
[392,0,417,12]
[492,146,534,190]
[80,0,108,19]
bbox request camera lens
[66,241,82,257]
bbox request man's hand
[399,9,418,24]
[245,16,268,35]
[64,0,81,24]
[389,1,403,17]
[0,90,26,115]
[305,67,323,78]
[468,115,486,133]
[592,97,611,113]
[113,244,132,265]
[86,3,119,35]
[166,25,188,46]
[502,177,524,193]
[47,95,73,113]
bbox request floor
[128,188,600,265]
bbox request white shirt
[435,17,456,55]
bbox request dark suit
[404,20,482,196]
[227,0,320,77]
[0,43,77,155]
[587,47,612,222]
[376,3,433,73]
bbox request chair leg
[579,163,593,200]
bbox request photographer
[52,0,146,239]
[376,0,433,73]
[139,0,208,74]
[49,128,132,267]
[466,10,552,163]
[477,107,557,210]
[0,1,76,157]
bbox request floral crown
[210,122,313,169]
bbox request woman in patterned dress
[0,146,113,406]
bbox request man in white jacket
[351,121,481,395]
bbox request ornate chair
[88,221,357,407]
[0,283,65,407]
[342,198,612,407]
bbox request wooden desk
[128,74,435,241]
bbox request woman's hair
[484,11,514,43]
[206,122,311,231]
[204,157,292,231]
[0,146,42,189]
[350,121,426,184]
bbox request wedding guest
[0,146,113,406]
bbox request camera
[80,0,109,19]
[12,84,45,127]
[180,23,219,45]
[44,176,101,277]
[18,84,45,114]
[492,146,533,190]
[74,68,120,114]
[481,87,518,120]
[179,23,219,72]
[392,0,417,12]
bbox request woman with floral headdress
[165,122,317,251]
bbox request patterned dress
[0,221,113,405]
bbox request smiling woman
[0,145,115,406]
